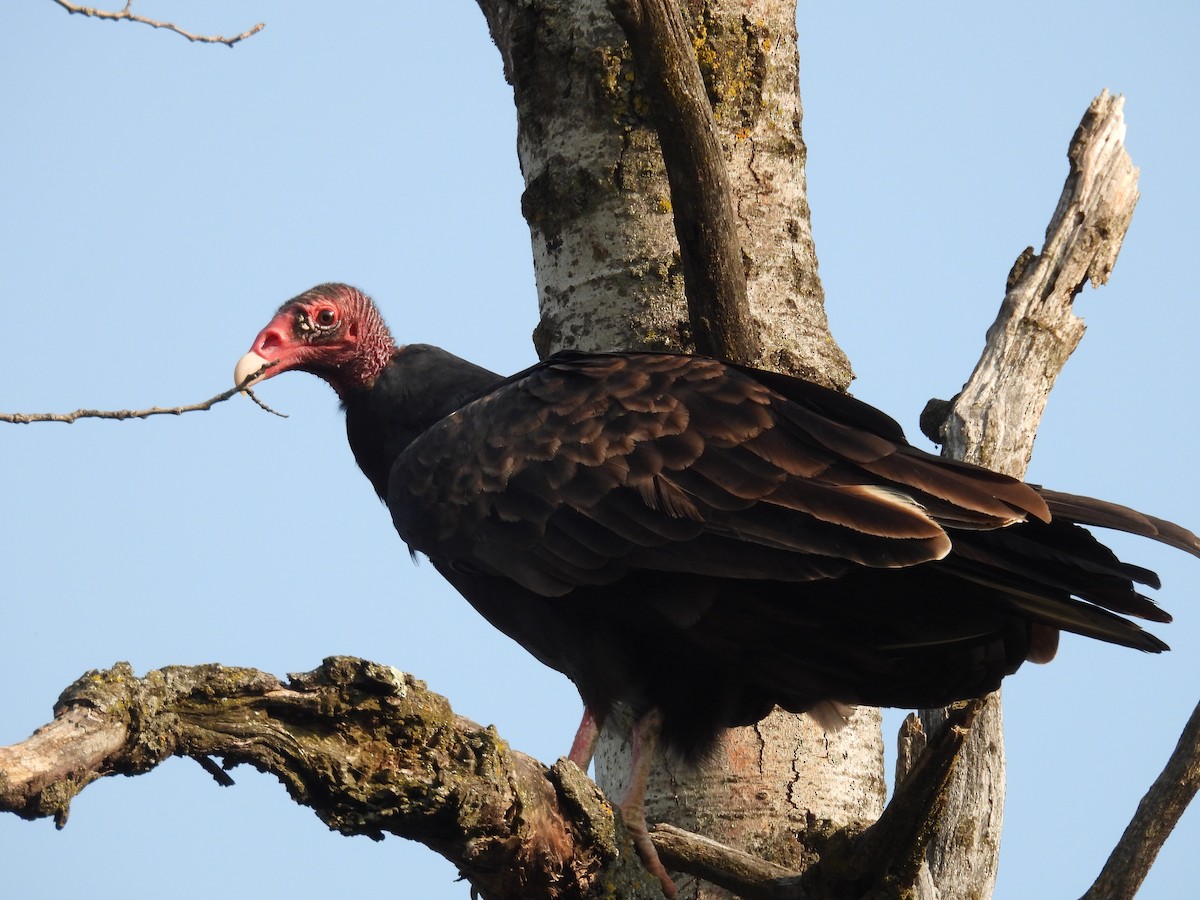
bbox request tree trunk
[480,0,849,385]
[477,0,879,894]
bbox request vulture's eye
[316,308,337,327]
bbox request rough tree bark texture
[476,2,876,895]
[0,657,987,899]
[0,659,667,899]
[910,90,1140,900]
[480,0,850,386]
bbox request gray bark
[478,0,850,386]
[913,90,1141,900]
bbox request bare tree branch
[0,658,669,900]
[1081,698,1200,900]
[912,90,1146,900]
[607,0,760,364]
[1,364,284,424]
[650,825,803,900]
[17,4,1190,893]
[50,0,264,47]
[926,89,1141,472]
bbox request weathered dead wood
[914,90,1142,899]
[926,89,1141,471]
[13,4,1184,894]
[0,658,666,900]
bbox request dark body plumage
[339,344,1192,758]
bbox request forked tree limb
[4,13,1187,896]
[647,702,985,900]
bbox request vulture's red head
[235,283,396,398]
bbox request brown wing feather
[389,352,1033,592]
[1038,488,1200,558]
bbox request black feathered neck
[341,343,503,501]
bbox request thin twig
[193,756,236,788]
[51,0,264,47]
[0,363,285,424]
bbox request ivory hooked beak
[234,351,273,394]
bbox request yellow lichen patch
[685,10,770,131]
[594,43,653,129]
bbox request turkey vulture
[236,283,1197,894]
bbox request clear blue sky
[3,2,1197,897]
